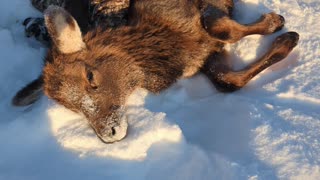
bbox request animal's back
[131,0,203,33]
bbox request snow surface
[0,0,319,179]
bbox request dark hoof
[279,15,285,25]
[287,31,300,42]
[274,31,299,49]
[23,17,50,44]
[23,18,32,26]
[268,31,300,64]
[274,15,285,32]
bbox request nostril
[111,127,116,136]
[95,116,128,143]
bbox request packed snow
[0,0,319,179]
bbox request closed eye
[86,71,98,90]
[87,71,94,82]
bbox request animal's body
[13,0,299,143]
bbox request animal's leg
[25,0,64,43]
[23,17,51,45]
[202,0,285,43]
[201,32,299,92]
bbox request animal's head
[12,6,139,143]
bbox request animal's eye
[87,71,94,82]
[86,71,98,90]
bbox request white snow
[48,89,182,160]
[0,0,319,179]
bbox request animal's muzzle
[93,111,128,143]
[98,120,128,143]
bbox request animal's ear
[44,5,86,54]
[12,76,43,106]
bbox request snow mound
[47,89,182,160]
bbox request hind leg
[202,32,299,92]
[201,0,285,43]
[23,17,50,45]
[24,0,65,44]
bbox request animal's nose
[96,116,128,143]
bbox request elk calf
[13,0,299,143]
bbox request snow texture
[0,0,319,179]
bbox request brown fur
[13,0,299,143]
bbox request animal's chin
[96,114,129,143]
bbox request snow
[48,90,182,160]
[0,0,319,179]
